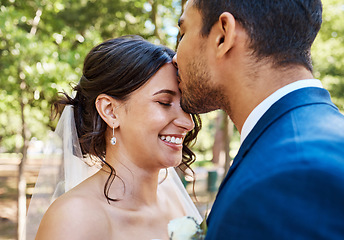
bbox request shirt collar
[240,79,323,144]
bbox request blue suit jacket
[206,87,344,239]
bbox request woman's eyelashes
[158,101,172,107]
[178,34,184,42]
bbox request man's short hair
[193,0,323,71]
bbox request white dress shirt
[240,79,323,144]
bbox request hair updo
[55,35,201,202]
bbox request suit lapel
[216,87,336,194]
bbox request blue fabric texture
[206,87,344,240]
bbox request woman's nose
[174,107,195,132]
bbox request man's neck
[225,64,314,133]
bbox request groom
[174,0,344,239]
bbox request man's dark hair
[193,0,323,71]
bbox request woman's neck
[98,154,162,209]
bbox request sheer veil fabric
[25,106,201,240]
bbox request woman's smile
[159,134,185,150]
[159,134,184,144]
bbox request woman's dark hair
[55,35,201,202]
[193,0,322,72]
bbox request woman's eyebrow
[153,89,177,96]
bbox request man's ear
[95,94,121,128]
[213,12,236,59]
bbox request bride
[27,36,202,240]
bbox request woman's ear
[214,12,236,59]
[95,94,121,128]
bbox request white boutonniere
[168,216,207,240]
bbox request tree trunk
[18,79,28,240]
[150,0,161,41]
[223,113,233,177]
[212,112,225,165]
[17,9,41,239]
[211,111,233,178]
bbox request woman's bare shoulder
[36,189,110,240]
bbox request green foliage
[0,0,181,152]
[0,1,78,152]
[312,0,344,110]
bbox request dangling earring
[110,126,117,145]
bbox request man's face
[173,0,225,114]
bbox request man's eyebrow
[153,89,177,96]
[178,18,184,28]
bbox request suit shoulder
[209,167,344,239]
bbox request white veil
[25,105,201,240]
[25,106,100,239]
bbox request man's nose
[172,54,178,68]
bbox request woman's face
[115,63,194,170]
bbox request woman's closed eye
[158,101,172,107]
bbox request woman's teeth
[159,135,183,144]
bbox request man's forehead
[184,0,194,14]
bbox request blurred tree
[312,0,344,110]
[0,0,183,151]
[0,0,183,157]
[211,111,233,176]
[0,3,78,239]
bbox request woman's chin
[162,157,183,169]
